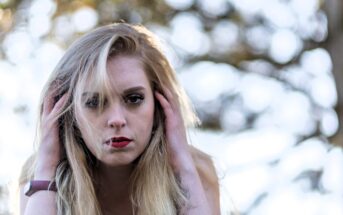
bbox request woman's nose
[107,105,126,129]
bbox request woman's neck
[96,163,134,192]
[95,163,134,214]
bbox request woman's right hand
[35,89,67,180]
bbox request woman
[19,23,220,215]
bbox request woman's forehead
[106,56,150,85]
[79,56,152,94]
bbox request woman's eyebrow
[80,87,145,98]
[81,92,99,98]
[123,86,145,94]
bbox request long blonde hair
[20,23,199,215]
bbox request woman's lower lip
[110,141,131,148]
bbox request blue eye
[125,94,144,105]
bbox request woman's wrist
[34,170,56,180]
[34,160,58,180]
[169,149,196,171]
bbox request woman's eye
[85,97,99,109]
[85,97,108,109]
[125,94,144,105]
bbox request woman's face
[76,55,155,167]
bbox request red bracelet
[24,180,57,197]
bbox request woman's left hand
[155,89,213,215]
[154,89,193,170]
[155,88,211,215]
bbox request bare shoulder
[189,145,218,186]
[189,146,220,214]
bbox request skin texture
[76,56,156,214]
[75,56,155,167]
[21,55,216,215]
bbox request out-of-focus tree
[1,0,342,214]
[324,0,343,146]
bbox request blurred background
[0,0,343,214]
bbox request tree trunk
[324,0,343,146]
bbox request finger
[160,87,180,110]
[43,94,67,126]
[50,94,68,116]
[42,93,52,115]
[155,91,174,117]
[161,87,173,103]
[53,93,67,111]
[43,84,60,115]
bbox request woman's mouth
[105,137,132,148]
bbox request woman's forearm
[175,157,211,215]
[22,191,57,215]
[21,179,58,215]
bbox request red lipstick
[105,137,132,148]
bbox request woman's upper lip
[105,136,132,144]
